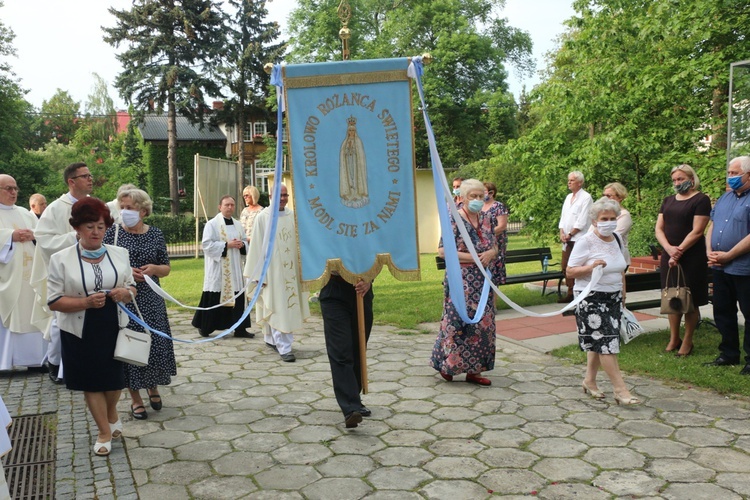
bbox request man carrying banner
[246,185,309,362]
[319,276,373,427]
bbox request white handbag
[620,307,645,344]
[114,291,152,366]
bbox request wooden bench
[503,247,564,296]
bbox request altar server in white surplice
[30,162,94,383]
[191,195,253,338]
[0,175,51,371]
[245,184,309,362]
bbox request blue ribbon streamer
[409,57,490,324]
[117,69,288,344]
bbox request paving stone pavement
[4,307,750,499]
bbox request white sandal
[110,420,123,439]
[94,440,111,456]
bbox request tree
[490,0,750,255]
[215,0,284,186]
[84,73,118,143]
[287,0,533,168]
[104,0,227,215]
[36,89,81,145]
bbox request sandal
[131,404,148,420]
[147,390,162,411]
[94,440,111,456]
[614,392,641,405]
[109,420,123,439]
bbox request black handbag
[660,264,694,315]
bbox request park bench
[625,268,714,312]
[503,247,564,296]
[436,246,563,296]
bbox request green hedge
[146,214,206,244]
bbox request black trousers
[713,269,750,363]
[319,277,373,416]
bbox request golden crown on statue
[347,116,357,126]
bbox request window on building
[243,123,253,141]
[254,121,267,137]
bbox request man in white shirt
[558,171,593,303]
[30,162,94,383]
[0,175,51,372]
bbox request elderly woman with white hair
[431,178,499,386]
[104,188,176,421]
[567,197,639,405]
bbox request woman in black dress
[655,164,711,357]
[48,198,136,456]
[104,188,176,421]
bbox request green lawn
[162,234,560,331]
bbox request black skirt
[191,291,251,335]
[60,298,126,392]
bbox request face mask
[484,194,491,202]
[452,188,461,196]
[727,174,745,191]
[80,246,107,259]
[596,221,618,237]
[120,209,141,228]
[673,180,692,194]
[467,199,484,213]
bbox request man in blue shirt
[705,156,750,373]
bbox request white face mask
[121,209,141,228]
[596,221,618,237]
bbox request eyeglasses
[0,186,19,193]
[279,194,289,198]
[71,174,94,180]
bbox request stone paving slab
[3,307,750,498]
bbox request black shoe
[47,363,63,384]
[131,404,148,420]
[148,391,162,411]
[741,365,750,376]
[234,331,255,338]
[704,356,740,367]
[280,352,296,362]
[198,329,210,338]
[359,406,372,417]
[345,411,363,428]
[265,342,277,351]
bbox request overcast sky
[1,0,574,110]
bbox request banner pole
[356,289,368,394]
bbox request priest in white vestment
[0,175,51,371]
[245,184,310,362]
[191,195,253,338]
[29,162,94,383]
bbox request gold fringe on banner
[301,254,421,291]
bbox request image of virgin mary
[339,115,369,208]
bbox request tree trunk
[238,104,246,189]
[167,97,180,216]
[712,83,728,154]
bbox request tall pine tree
[103,0,227,215]
[216,0,285,186]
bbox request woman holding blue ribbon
[104,188,175,421]
[47,197,136,456]
[430,179,499,386]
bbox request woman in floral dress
[104,188,176,420]
[482,181,509,285]
[431,179,499,386]
[567,197,639,405]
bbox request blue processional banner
[283,58,421,287]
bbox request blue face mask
[673,180,692,194]
[80,246,107,259]
[452,188,461,196]
[727,174,745,191]
[467,199,484,213]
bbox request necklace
[462,208,486,243]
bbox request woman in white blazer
[48,198,136,457]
